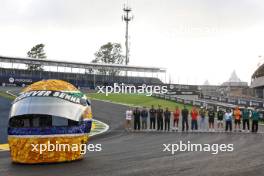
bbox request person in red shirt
[173,106,180,131]
[191,106,199,131]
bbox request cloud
[0,0,264,84]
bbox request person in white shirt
[224,109,233,132]
[125,108,133,130]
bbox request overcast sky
[1,0,264,85]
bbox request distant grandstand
[0,55,165,88]
[251,63,264,98]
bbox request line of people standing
[125,105,261,133]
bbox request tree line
[27,42,126,75]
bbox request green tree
[92,42,125,75]
[27,43,47,70]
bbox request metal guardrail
[153,93,264,110]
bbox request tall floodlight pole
[122,5,133,66]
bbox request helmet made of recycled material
[8,79,92,164]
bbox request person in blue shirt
[141,107,149,130]
[251,109,260,133]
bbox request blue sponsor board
[167,84,199,91]
[207,104,217,110]
[237,99,250,106]
[170,96,176,101]
[219,97,228,102]
[176,98,184,103]
[156,94,165,99]
[176,91,199,95]
[184,99,192,105]
[192,101,202,107]
[159,94,164,98]
[250,101,263,108]
[166,90,199,95]
[227,98,237,104]
[165,95,170,100]
[202,95,211,99]
[210,96,218,101]
[0,75,35,86]
[166,91,177,95]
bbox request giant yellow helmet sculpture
[8,80,93,163]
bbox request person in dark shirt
[149,105,156,130]
[208,107,215,132]
[181,106,189,132]
[156,105,164,131]
[133,107,141,130]
[217,108,225,131]
[164,107,171,131]
[242,107,250,132]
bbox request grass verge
[87,93,191,110]
[0,91,15,100]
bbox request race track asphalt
[0,98,264,176]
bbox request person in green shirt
[251,109,260,133]
[242,107,250,132]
